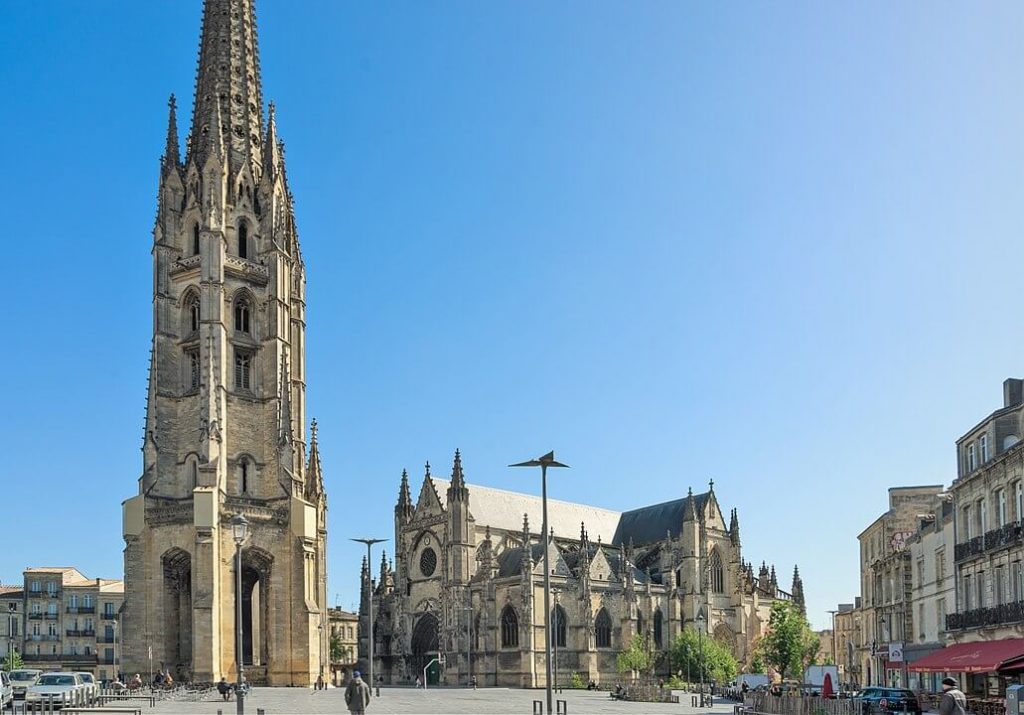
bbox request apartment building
[1,586,23,661]
[834,601,860,687]
[21,567,123,680]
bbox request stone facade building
[856,486,945,686]
[328,608,359,684]
[120,0,328,686]
[904,496,955,691]
[17,568,123,680]
[1,585,23,662]
[833,601,860,687]
[947,379,1024,642]
[361,452,800,687]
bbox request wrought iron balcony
[955,523,1024,562]
[946,600,1024,630]
[101,611,117,620]
[67,606,95,614]
[66,630,95,637]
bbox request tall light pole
[697,610,705,705]
[7,602,16,671]
[551,588,560,694]
[232,514,249,715]
[510,451,570,715]
[827,610,838,683]
[351,538,386,695]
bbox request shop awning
[907,639,1024,673]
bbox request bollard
[258,710,265,715]
[533,699,544,715]
[217,710,222,715]
[557,699,568,714]
[376,686,380,697]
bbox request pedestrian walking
[316,673,325,691]
[345,670,371,714]
[939,677,967,715]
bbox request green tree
[329,634,344,663]
[617,633,654,676]
[3,650,23,671]
[754,601,819,681]
[670,629,738,684]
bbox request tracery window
[186,350,199,391]
[234,298,251,334]
[551,605,566,648]
[710,550,725,594]
[653,608,664,649]
[192,223,200,255]
[500,605,519,648]
[234,351,252,391]
[595,608,611,648]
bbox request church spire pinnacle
[163,94,180,173]
[188,0,265,174]
[447,449,468,502]
[304,418,323,501]
[396,469,413,520]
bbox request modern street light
[551,588,561,694]
[510,451,570,715]
[827,610,838,684]
[8,602,16,670]
[697,610,706,706]
[232,514,249,715]
[351,537,386,695]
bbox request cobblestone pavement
[147,687,741,714]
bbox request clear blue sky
[1,1,1022,630]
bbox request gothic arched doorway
[410,613,440,685]
[161,548,192,678]
[237,548,273,669]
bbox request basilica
[361,451,804,687]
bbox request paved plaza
[146,687,740,714]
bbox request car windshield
[37,675,75,686]
[10,672,39,682]
[78,674,95,683]
[888,690,914,698]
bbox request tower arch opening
[161,548,192,678]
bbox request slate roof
[612,493,709,546]
[433,479,622,543]
[497,543,548,577]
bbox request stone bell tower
[121,0,328,686]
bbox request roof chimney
[1004,378,1023,407]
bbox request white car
[74,672,98,703]
[26,672,83,708]
[9,669,41,700]
[0,671,12,709]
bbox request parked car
[9,669,42,699]
[74,672,98,702]
[858,687,922,714]
[26,672,83,708]
[0,670,12,709]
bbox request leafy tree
[3,650,23,671]
[329,634,345,663]
[617,633,654,676]
[670,629,738,684]
[754,601,819,681]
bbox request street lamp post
[697,610,706,706]
[8,603,16,671]
[351,538,386,695]
[827,610,838,684]
[551,589,560,694]
[510,451,570,715]
[232,514,249,715]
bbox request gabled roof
[24,567,88,584]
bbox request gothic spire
[305,418,323,501]
[791,565,806,614]
[163,94,180,173]
[187,0,265,174]
[684,487,697,521]
[262,101,283,180]
[729,508,740,546]
[521,513,530,548]
[447,449,468,503]
[396,469,413,519]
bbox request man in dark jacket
[938,677,967,715]
[344,671,371,714]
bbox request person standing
[345,670,371,715]
[939,677,967,715]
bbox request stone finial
[163,94,180,170]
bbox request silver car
[8,669,41,700]
[26,672,83,708]
[0,671,12,709]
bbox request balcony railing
[956,523,1024,562]
[63,653,97,663]
[947,600,1024,630]
[101,611,117,620]
[66,630,95,637]
[98,636,115,644]
[100,657,115,665]
[24,654,68,662]
[67,606,95,614]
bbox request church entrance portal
[410,613,440,685]
[161,548,192,679]
[237,548,273,670]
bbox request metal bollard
[217,710,222,715]
[533,699,544,715]
[557,699,568,714]
[376,686,380,697]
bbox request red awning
[908,639,1024,673]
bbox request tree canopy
[753,601,819,680]
[671,628,738,684]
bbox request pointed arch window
[234,297,251,334]
[595,608,612,648]
[238,222,248,259]
[239,458,250,495]
[185,293,200,335]
[710,550,725,594]
[185,349,199,392]
[192,223,200,256]
[653,608,664,649]
[234,350,252,391]
[637,611,644,636]
[500,605,519,648]
[551,605,567,648]
[190,460,198,490]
